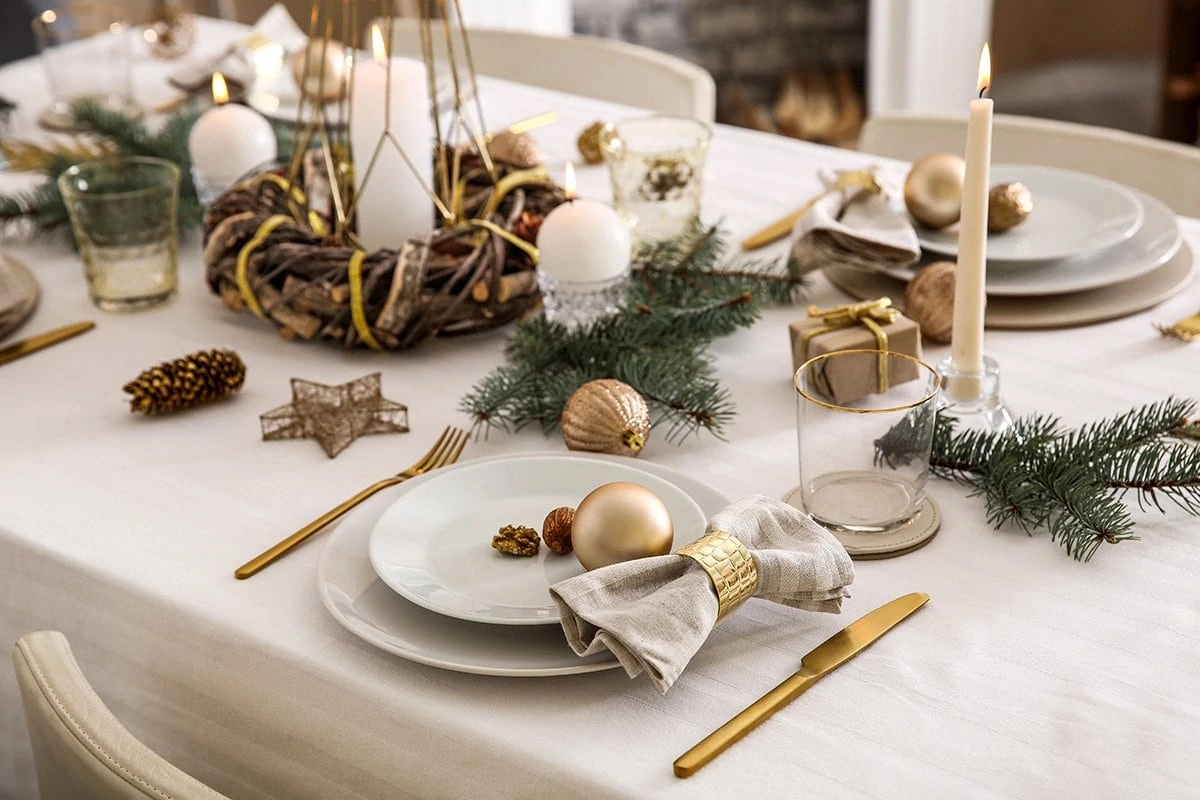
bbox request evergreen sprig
[461,225,806,442]
[0,100,202,239]
[891,397,1200,561]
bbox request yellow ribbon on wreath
[799,298,899,392]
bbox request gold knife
[673,592,929,778]
[0,321,96,367]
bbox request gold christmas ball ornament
[561,379,651,458]
[571,482,674,570]
[486,130,546,169]
[904,153,967,229]
[577,121,613,165]
[904,261,957,345]
[290,40,349,103]
[988,182,1033,233]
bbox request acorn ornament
[988,182,1033,232]
[561,379,651,457]
[904,153,966,229]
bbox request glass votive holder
[601,115,711,247]
[32,3,137,129]
[537,269,630,329]
[794,350,941,533]
[57,157,181,312]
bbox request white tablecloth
[3,18,1200,800]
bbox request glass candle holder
[795,350,941,532]
[32,3,137,129]
[601,116,711,246]
[58,157,181,312]
[537,269,630,329]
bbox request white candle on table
[350,24,434,250]
[949,43,993,400]
[187,72,277,198]
[537,163,632,282]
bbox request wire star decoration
[260,372,409,458]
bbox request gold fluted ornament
[572,482,674,570]
[561,379,651,457]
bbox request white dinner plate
[367,455,708,626]
[885,189,1181,297]
[915,164,1144,263]
[318,453,729,676]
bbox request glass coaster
[783,487,941,559]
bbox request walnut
[492,524,540,557]
[904,261,956,345]
[542,506,576,555]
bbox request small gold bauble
[487,130,546,169]
[904,261,957,344]
[290,40,349,102]
[577,121,612,165]
[988,182,1033,233]
[561,379,651,458]
[904,153,966,229]
[571,482,674,570]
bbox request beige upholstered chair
[859,112,1200,218]
[381,20,717,123]
[13,631,229,800]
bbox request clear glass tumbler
[58,157,181,311]
[32,3,136,127]
[795,349,941,532]
[601,116,711,246]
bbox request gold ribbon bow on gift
[799,297,898,392]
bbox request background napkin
[789,170,920,276]
[549,496,854,694]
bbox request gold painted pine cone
[561,379,651,457]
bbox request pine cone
[123,349,246,414]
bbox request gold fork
[740,168,883,251]
[1155,310,1200,342]
[234,426,469,579]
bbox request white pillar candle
[537,163,631,282]
[349,24,434,251]
[187,72,277,197]
[949,44,993,398]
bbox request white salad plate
[915,164,1145,263]
[887,189,1181,297]
[318,453,729,676]
[367,454,708,626]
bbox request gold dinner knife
[673,592,929,778]
[0,321,95,367]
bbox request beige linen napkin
[789,170,920,276]
[549,496,854,694]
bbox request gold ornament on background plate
[571,482,674,570]
[904,153,966,229]
[561,379,651,457]
[290,39,350,103]
[260,372,408,458]
[143,1,195,60]
[987,182,1033,232]
[904,261,957,345]
[577,121,612,165]
[123,349,246,415]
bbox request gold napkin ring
[677,530,760,622]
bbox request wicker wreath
[202,147,566,350]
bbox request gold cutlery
[234,426,469,579]
[1155,310,1200,342]
[673,592,930,778]
[740,169,882,251]
[0,321,95,367]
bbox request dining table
[3,15,1200,800]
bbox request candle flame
[212,72,229,105]
[564,162,576,199]
[371,23,387,64]
[977,43,991,95]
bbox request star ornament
[260,372,408,458]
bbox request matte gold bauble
[904,261,956,344]
[904,153,966,229]
[988,182,1033,232]
[290,40,349,102]
[572,482,674,570]
[577,121,612,165]
[561,379,651,458]
[487,130,546,169]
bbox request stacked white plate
[317,453,727,676]
[827,164,1194,327]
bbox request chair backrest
[859,112,1200,218]
[13,631,229,800]
[380,19,716,123]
